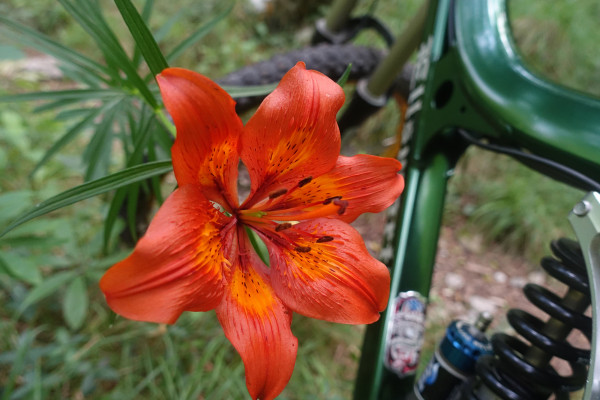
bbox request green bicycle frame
[321,0,600,398]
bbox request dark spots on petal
[294,246,311,253]
[316,236,334,243]
[298,176,313,187]
[269,188,288,199]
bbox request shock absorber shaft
[524,288,590,368]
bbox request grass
[1,0,599,399]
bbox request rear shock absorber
[462,238,592,399]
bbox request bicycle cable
[457,128,600,193]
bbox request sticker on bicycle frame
[384,291,427,377]
[397,35,433,166]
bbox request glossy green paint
[354,1,458,398]
[354,154,452,400]
[350,0,600,399]
[452,0,600,179]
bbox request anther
[333,199,349,215]
[316,236,334,243]
[294,246,312,253]
[269,188,288,199]
[323,196,342,205]
[275,223,292,232]
[298,176,313,187]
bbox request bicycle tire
[217,43,385,113]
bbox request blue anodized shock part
[414,314,493,400]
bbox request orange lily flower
[100,62,404,400]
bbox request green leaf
[0,89,123,104]
[166,1,233,63]
[17,270,78,314]
[0,161,173,238]
[58,0,158,108]
[132,0,155,67]
[337,63,353,86]
[221,83,277,98]
[115,0,169,78]
[0,18,109,80]
[0,329,42,400]
[102,108,158,249]
[0,252,42,285]
[83,106,117,181]
[103,184,130,252]
[245,227,270,267]
[125,182,143,242]
[63,276,88,330]
[30,105,108,177]
[0,191,33,225]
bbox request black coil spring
[465,238,592,399]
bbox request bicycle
[1,0,599,399]
[219,0,600,398]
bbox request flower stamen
[333,198,348,215]
[269,188,288,199]
[323,196,342,205]
[275,223,293,232]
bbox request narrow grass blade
[0,329,41,400]
[221,83,277,98]
[59,0,158,108]
[337,63,353,86]
[0,88,123,103]
[115,0,169,78]
[102,108,157,249]
[17,270,78,314]
[125,182,142,241]
[0,18,109,80]
[0,161,173,238]
[83,106,117,182]
[103,186,129,251]
[166,1,233,63]
[132,0,155,66]
[30,104,109,177]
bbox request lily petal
[100,185,229,324]
[241,62,345,207]
[216,247,297,400]
[265,218,390,324]
[157,68,243,209]
[265,154,404,223]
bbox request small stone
[528,271,546,286]
[493,271,508,284]
[445,272,465,290]
[469,295,499,314]
[441,287,455,298]
[509,276,528,288]
[458,233,484,254]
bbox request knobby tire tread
[217,44,384,113]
